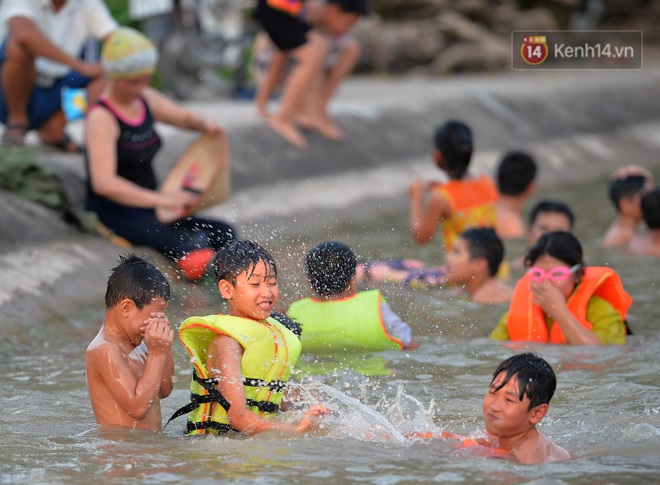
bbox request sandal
[2,124,28,146]
[42,133,83,153]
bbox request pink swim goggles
[528,264,581,283]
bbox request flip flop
[2,124,28,146]
[42,133,83,153]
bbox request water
[1,174,659,484]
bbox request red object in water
[177,248,216,281]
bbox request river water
[1,172,659,484]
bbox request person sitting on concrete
[511,199,575,269]
[85,27,235,281]
[288,241,419,355]
[409,120,498,255]
[444,228,513,304]
[253,0,362,141]
[253,0,367,148]
[626,187,660,256]
[494,151,537,240]
[0,0,118,152]
[602,164,655,248]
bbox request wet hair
[497,151,537,196]
[434,120,473,180]
[524,231,585,270]
[641,187,660,229]
[305,241,357,296]
[105,253,170,310]
[461,227,504,276]
[213,239,277,284]
[529,200,575,229]
[608,175,647,212]
[328,0,369,15]
[490,352,557,410]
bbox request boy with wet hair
[512,199,575,269]
[603,165,654,247]
[627,187,660,256]
[409,120,498,254]
[288,241,419,354]
[495,151,538,240]
[481,352,571,464]
[86,253,174,432]
[170,239,327,435]
[444,228,513,304]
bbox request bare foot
[268,117,307,149]
[295,114,343,141]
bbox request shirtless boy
[86,253,174,432]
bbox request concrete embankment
[2,68,660,324]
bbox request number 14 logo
[521,36,548,65]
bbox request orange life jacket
[506,266,632,344]
[267,0,303,15]
[433,175,498,250]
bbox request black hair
[490,352,557,410]
[105,253,170,310]
[327,0,369,15]
[529,200,575,228]
[434,120,473,180]
[213,239,277,284]
[524,231,584,269]
[608,175,647,212]
[305,241,357,297]
[641,187,660,229]
[497,151,538,196]
[461,227,504,276]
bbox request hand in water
[296,404,330,433]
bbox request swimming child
[169,239,328,435]
[511,199,575,269]
[444,228,513,304]
[409,120,498,253]
[494,151,537,240]
[480,353,572,464]
[288,241,419,354]
[626,186,660,256]
[603,164,655,248]
[85,253,174,432]
[490,231,632,344]
[408,352,571,464]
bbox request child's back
[409,120,497,252]
[288,241,418,354]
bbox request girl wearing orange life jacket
[490,231,632,345]
[409,120,498,254]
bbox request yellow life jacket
[288,290,403,354]
[169,314,301,435]
[433,175,498,251]
[267,0,303,15]
[506,266,632,344]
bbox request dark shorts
[255,0,311,52]
[0,39,92,130]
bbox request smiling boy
[482,352,571,464]
[85,253,174,432]
[170,239,328,436]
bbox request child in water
[491,231,632,344]
[86,254,174,432]
[444,228,513,304]
[494,151,537,240]
[168,239,328,435]
[409,120,498,253]
[627,187,660,256]
[288,241,419,354]
[410,352,572,464]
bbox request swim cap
[102,27,158,79]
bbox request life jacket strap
[186,420,232,434]
[243,377,286,392]
[246,399,280,414]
